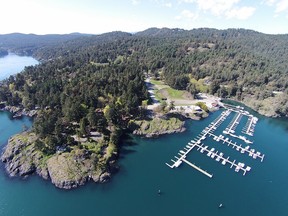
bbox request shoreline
[0,95,283,190]
[0,105,38,118]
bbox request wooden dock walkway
[195,143,251,176]
[181,158,213,178]
[208,133,265,162]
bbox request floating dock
[181,158,213,178]
[242,115,258,136]
[194,142,251,175]
[208,133,265,162]
[224,112,242,134]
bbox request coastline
[2,92,285,189]
[0,104,210,189]
[1,132,118,189]
[0,104,38,118]
[224,96,288,118]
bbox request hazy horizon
[1,0,288,35]
[1,26,287,36]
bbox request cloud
[264,0,277,6]
[132,0,141,5]
[275,0,288,13]
[178,0,256,20]
[164,2,173,7]
[195,0,240,16]
[178,0,195,2]
[264,0,288,13]
[176,9,199,20]
[152,0,173,8]
[225,6,256,20]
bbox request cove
[0,109,288,216]
[0,53,38,80]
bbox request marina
[242,115,258,136]
[223,112,242,135]
[223,108,254,144]
[166,105,264,178]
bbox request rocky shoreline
[1,133,116,189]
[131,115,187,138]
[133,124,186,138]
[0,104,38,118]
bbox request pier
[242,115,258,136]
[223,108,254,144]
[194,142,251,175]
[208,133,265,162]
[224,112,242,134]
[181,158,213,178]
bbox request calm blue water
[0,53,38,80]
[1,55,288,216]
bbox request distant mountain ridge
[0,32,91,56]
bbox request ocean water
[1,55,288,216]
[0,109,287,216]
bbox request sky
[1,0,288,35]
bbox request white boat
[216,156,221,162]
[235,166,240,172]
[238,162,245,168]
[222,159,227,165]
[238,135,253,144]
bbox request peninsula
[0,28,288,189]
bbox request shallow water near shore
[1,109,288,216]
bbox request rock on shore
[131,116,186,138]
[1,132,114,189]
[1,105,38,118]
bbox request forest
[0,27,288,157]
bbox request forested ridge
[0,28,288,181]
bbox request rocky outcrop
[1,132,115,189]
[131,116,186,138]
[1,105,38,118]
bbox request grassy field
[150,79,186,100]
[165,87,185,99]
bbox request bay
[0,109,287,216]
[0,55,288,216]
[0,53,38,80]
